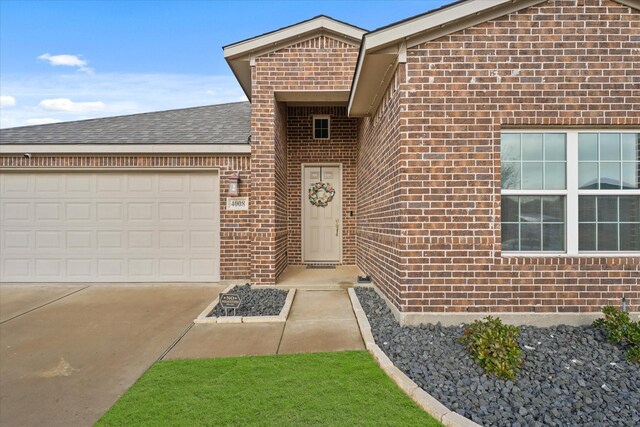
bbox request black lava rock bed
[209,284,287,317]
[355,287,640,427]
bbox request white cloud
[0,95,16,107]
[38,53,94,74]
[0,72,246,128]
[25,118,60,126]
[39,98,105,113]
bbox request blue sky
[0,0,449,128]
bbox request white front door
[303,165,341,262]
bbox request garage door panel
[97,231,123,248]
[3,259,30,278]
[158,203,185,221]
[66,202,93,222]
[191,203,216,221]
[159,259,186,276]
[129,259,155,277]
[190,259,217,277]
[128,203,154,221]
[35,259,62,277]
[35,202,62,221]
[35,230,62,249]
[158,231,186,249]
[67,231,93,250]
[128,230,154,249]
[158,175,186,193]
[3,202,31,223]
[0,171,219,282]
[96,175,124,193]
[97,203,124,221]
[65,175,93,193]
[66,259,93,277]
[97,259,124,277]
[190,174,216,192]
[191,231,216,248]
[1,174,31,194]
[4,231,31,249]
[127,175,154,192]
[35,174,62,193]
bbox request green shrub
[593,306,640,364]
[460,316,523,380]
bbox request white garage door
[0,171,220,282]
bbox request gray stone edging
[194,285,296,324]
[347,287,482,427]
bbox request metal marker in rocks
[219,293,241,316]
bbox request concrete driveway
[0,283,224,427]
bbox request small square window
[313,116,329,140]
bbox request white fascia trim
[223,17,365,59]
[0,144,251,154]
[366,0,511,50]
[614,0,640,10]
[347,37,369,114]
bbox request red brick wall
[251,35,360,283]
[274,101,289,278]
[394,0,640,314]
[287,106,358,265]
[0,154,252,281]
[356,67,407,306]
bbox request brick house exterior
[1,0,638,324]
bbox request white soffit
[224,16,366,100]
[348,0,548,117]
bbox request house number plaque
[226,197,249,211]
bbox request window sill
[502,252,640,258]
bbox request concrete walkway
[276,265,362,289]
[164,289,365,359]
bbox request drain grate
[305,265,337,269]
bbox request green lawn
[97,351,442,427]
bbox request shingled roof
[0,101,251,145]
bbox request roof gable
[348,0,640,116]
[224,15,367,100]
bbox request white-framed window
[313,115,330,140]
[500,130,640,255]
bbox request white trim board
[0,144,251,154]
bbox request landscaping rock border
[352,286,640,427]
[194,284,295,324]
[348,287,481,427]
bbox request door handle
[336,219,339,237]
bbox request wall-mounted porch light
[227,172,240,197]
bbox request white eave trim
[223,16,365,59]
[366,0,522,51]
[0,144,252,154]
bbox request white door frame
[301,163,342,263]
